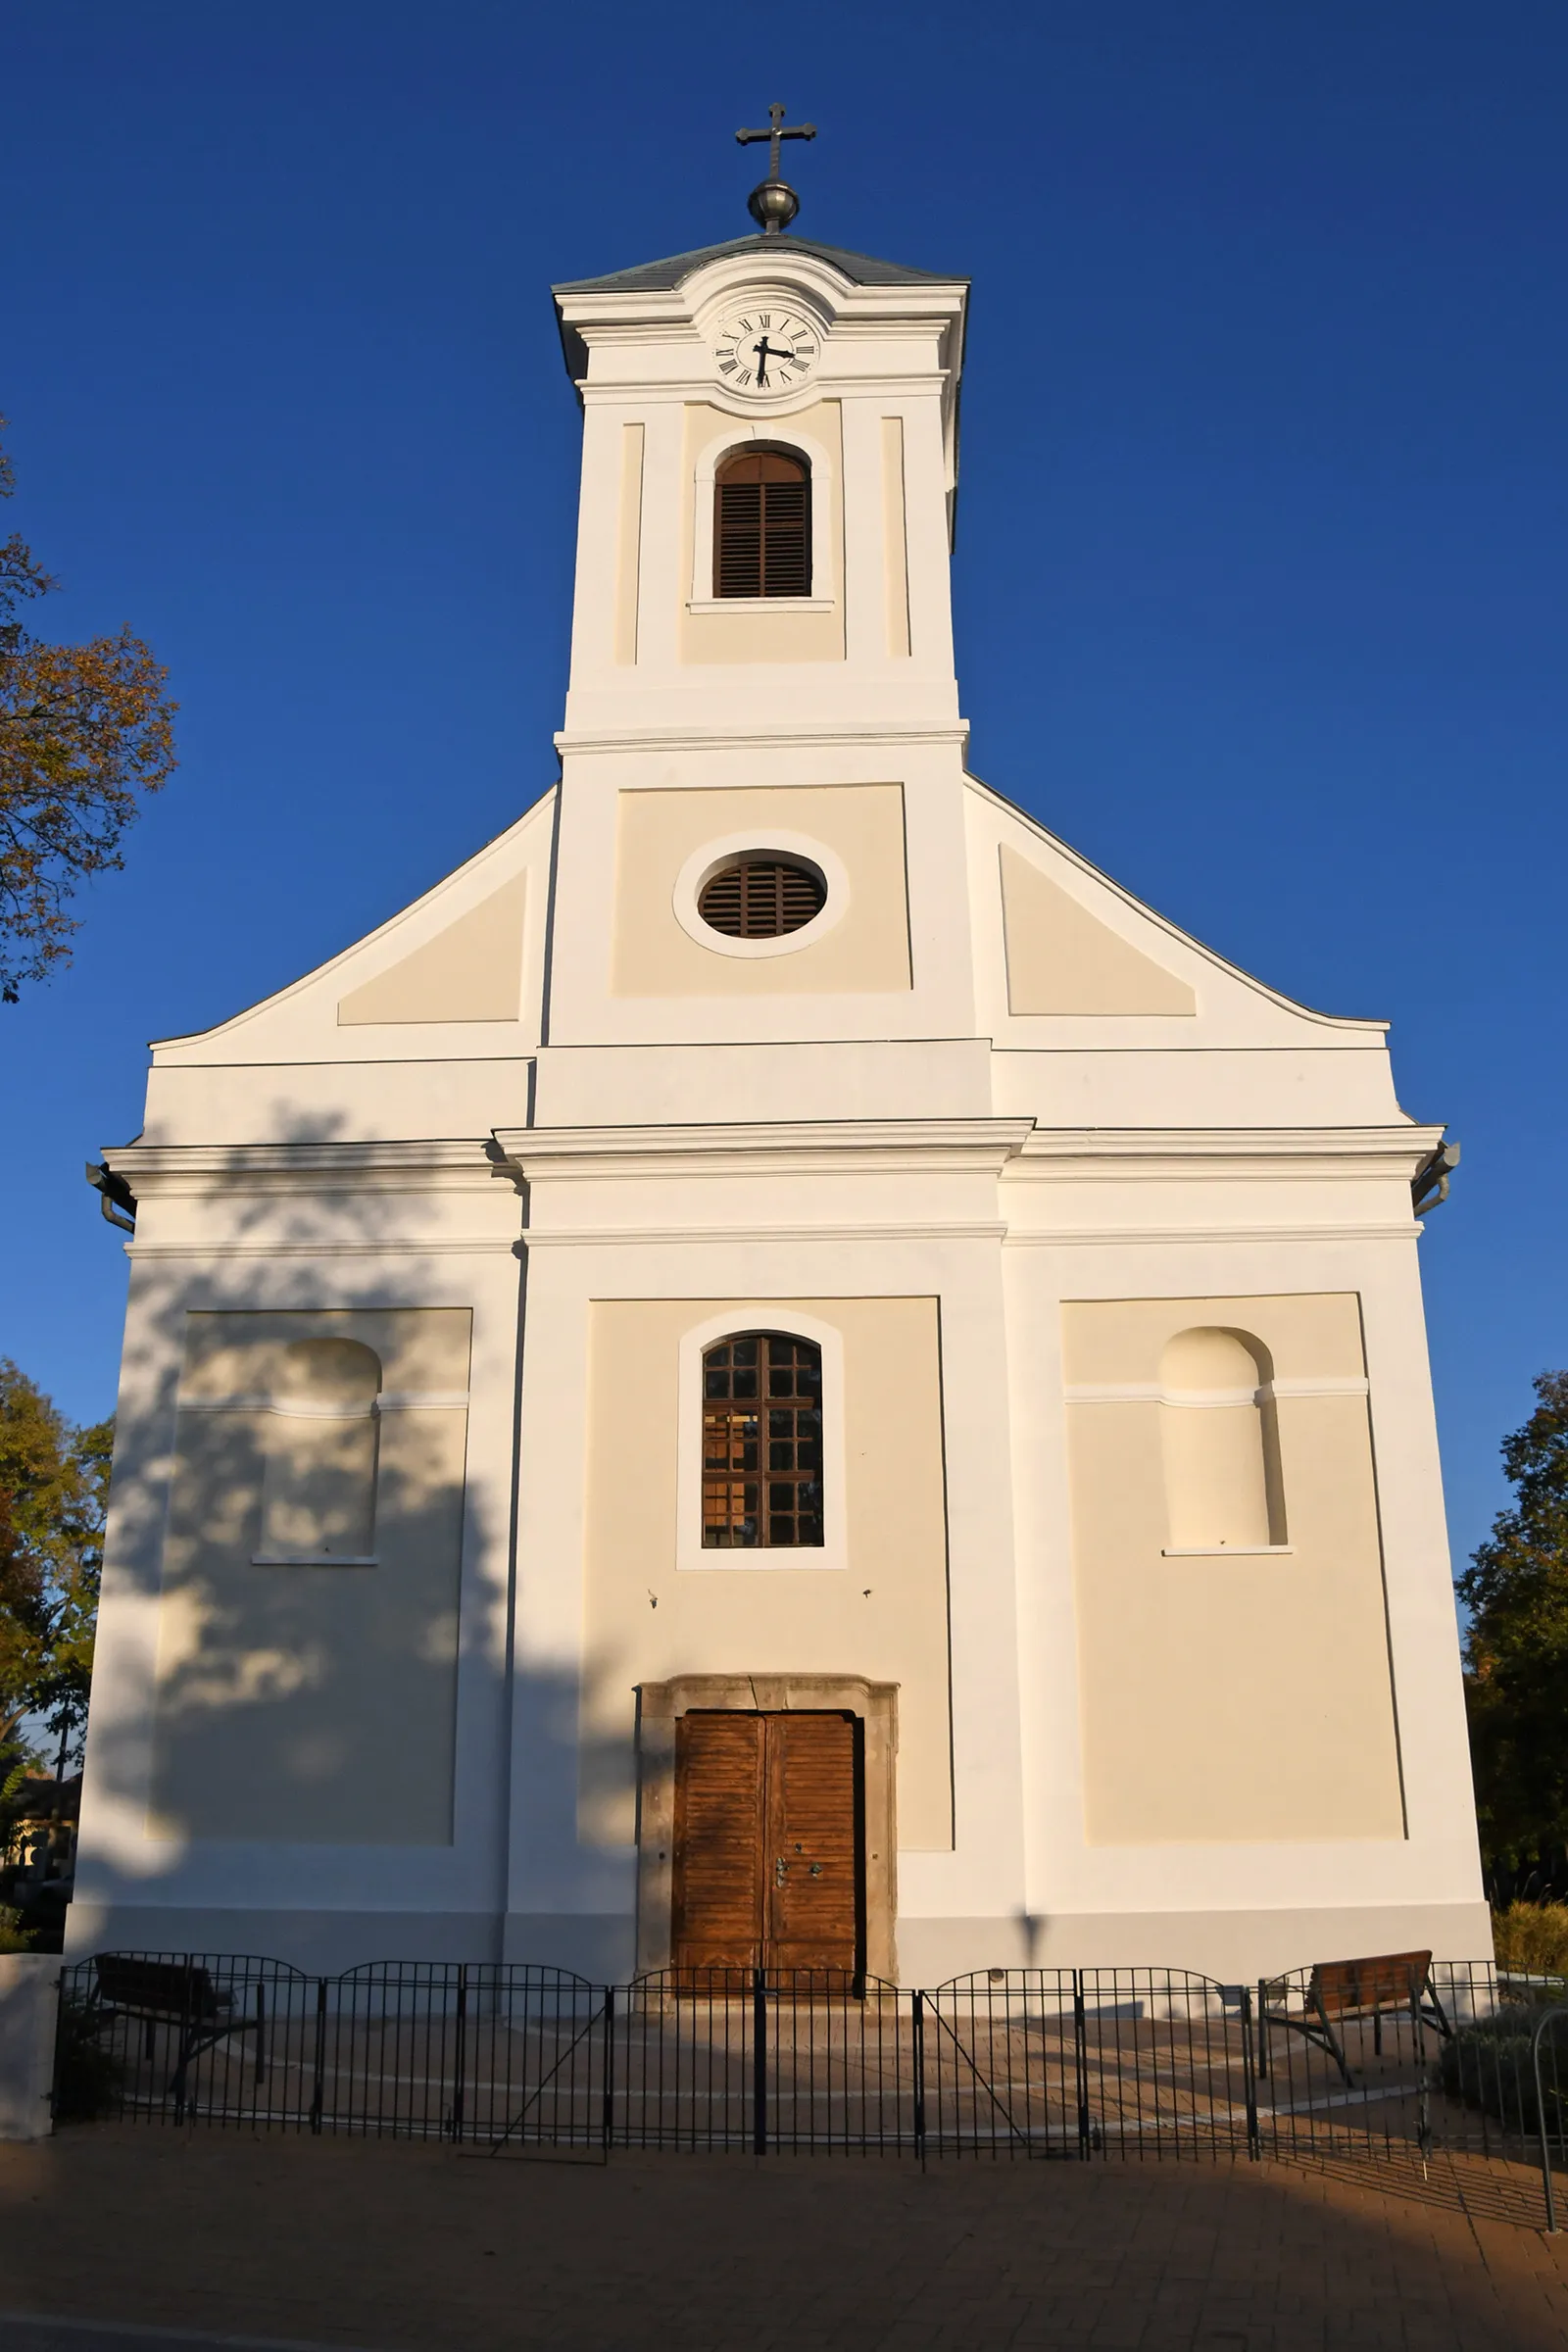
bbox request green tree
[0,418,176,1002]
[0,1362,111,1771]
[1459,1371,1568,1868]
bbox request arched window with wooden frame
[702,1332,822,1547]
[713,449,811,600]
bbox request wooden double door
[670,1710,863,1980]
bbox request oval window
[698,856,826,940]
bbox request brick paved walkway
[4,2130,1568,2349]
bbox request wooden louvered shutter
[696,861,826,941]
[671,1713,765,1974]
[714,451,810,599]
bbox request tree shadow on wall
[76,1105,628,1965]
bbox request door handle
[774,1856,788,1886]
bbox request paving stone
[3,2134,1568,2348]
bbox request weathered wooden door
[670,1711,861,1979]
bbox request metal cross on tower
[736,102,816,234]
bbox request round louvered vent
[698,857,826,940]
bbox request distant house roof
[553,232,966,298]
[8,1776,81,1826]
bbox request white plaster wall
[503,1181,1028,1976]
[147,1307,472,1846]
[1003,1221,1485,1972]
[141,1060,535,1147]
[69,1147,526,1968]
[0,1957,57,2141]
[577,1296,952,1849]
[610,782,911,997]
[1062,1293,1403,1845]
[532,1041,994,1126]
[67,226,1484,1990]
[546,737,977,1049]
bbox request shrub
[0,1904,34,1954]
[1440,2000,1568,2132]
[1493,1902,1568,1976]
[50,1992,122,2123]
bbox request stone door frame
[634,1674,899,1982]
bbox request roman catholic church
[70,129,1488,1984]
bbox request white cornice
[105,1125,1441,1207]
[556,721,970,757]
[1007,1125,1444,1182]
[556,263,965,332]
[520,1221,1008,1248]
[103,1139,505,1197]
[1004,1222,1421,1248]
[494,1119,1036,1184]
[578,372,951,411]
[127,1238,519,1259]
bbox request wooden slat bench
[92,1955,268,2099]
[1258,1950,1451,2085]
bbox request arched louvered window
[698,856,825,939]
[703,1333,823,1547]
[713,449,810,599]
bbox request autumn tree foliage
[0,420,176,1001]
[0,1361,111,1773]
[1459,1371,1568,1871]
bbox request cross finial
[736,101,816,234]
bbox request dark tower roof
[552,232,964,298]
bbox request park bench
[92,1955,268,2099]
[1257,1950,1451,2085]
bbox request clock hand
[752,335,790,385]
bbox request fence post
[1240,1986,1261,2161]
[451,1963,468,2144]
[601,1985,616,2155]
[911,1988,926,2164]
[1073,1971,1091,2160]
[1535,2008,1565,2233]
[1412,1976,1432,2167]
[48,1966,67,2126]
[1254,1979,1269,2080]
[753,1968,767,2157]
[309,1978,327,2136]
[171,1955,195,2122]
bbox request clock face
[712,308,819,395]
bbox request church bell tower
[540,125,977,1069]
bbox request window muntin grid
[702,1333,823,1548]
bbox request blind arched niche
[1158,1327,1286,1551]
[256,1337,382,1565]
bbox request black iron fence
[52,1953,1568,2204]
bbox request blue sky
[2,1,1563,1582]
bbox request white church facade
[71,178,1488,1983]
